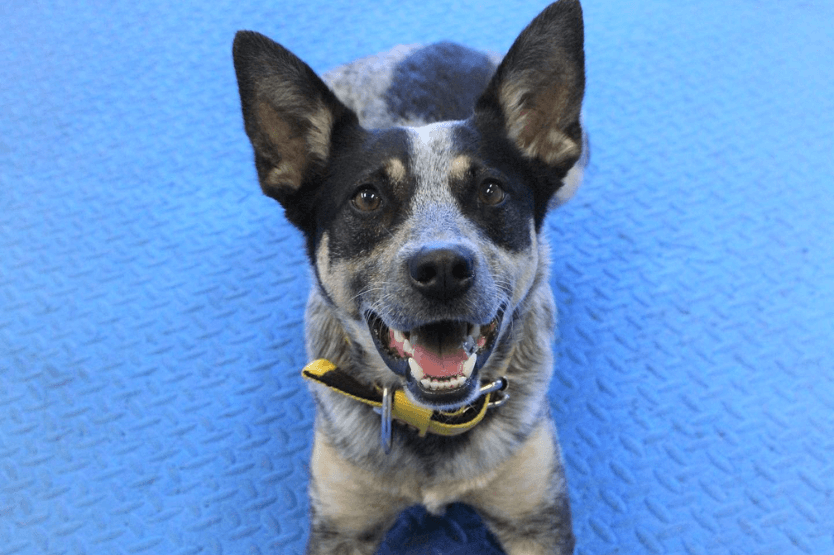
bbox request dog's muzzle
[365,242,506,409]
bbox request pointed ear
[232,31,359,206]
[475,0,586,204]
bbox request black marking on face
[309,127,414,263]
[309,120,544,266]
[467,112,574,233]
[441,122,539,251]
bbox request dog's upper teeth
[471,324,481,338]
[463,352,476,378]
[394,329,405,343]
[403,339,414,356]
[408,358,425,381]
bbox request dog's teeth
[403,339,413,355]
[463,352,476,378]
[417,371,471,391]
[471,324,481,338]
[408,358,425,381]
[394,329,405,343]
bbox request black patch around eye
[449,125,536,253]
[474,180,535,253]
[312,129,414,263]
[477,178,507,206]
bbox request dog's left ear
[475,0,585,208]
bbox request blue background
[2,1,833,553]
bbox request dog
[233,1,586,553]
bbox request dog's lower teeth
[416,373,469,391]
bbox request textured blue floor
[2,1,833,554]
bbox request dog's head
[233,0,585,410]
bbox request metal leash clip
[380,386,393,454]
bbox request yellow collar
[301,359,508,450]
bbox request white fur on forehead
[406,122,463,209]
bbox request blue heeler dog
[233,1,587,552]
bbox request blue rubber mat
[2,1,833,553]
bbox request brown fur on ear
[232,31,358,202]
[476,0,585,169]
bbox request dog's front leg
[306,430,408,555]
[306,514,388,555]
[468,422,575,555]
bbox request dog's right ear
[233,31,359,218]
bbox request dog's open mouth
[367,309,504,406]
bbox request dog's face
[311,120,545,409]
[233,1,585,409]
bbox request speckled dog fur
[233,1,587,553]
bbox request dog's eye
[351,186,382,212]
[478,179,506,206]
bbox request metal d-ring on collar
[379,377,509,454]
[482,376,510,407]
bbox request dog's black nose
[408,245,475,300]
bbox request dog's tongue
[411,343,469,378]
[408,322,470,378]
